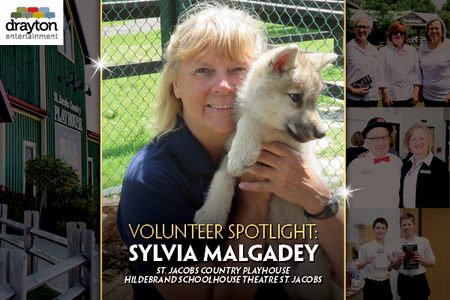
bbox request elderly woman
[378,21,420,107]
[418,17,450,107]
[346,11,382,107]
[400,124,449,208]
[116,4,343,300]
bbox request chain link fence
[102,0,344,198]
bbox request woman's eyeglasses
[355,25,370,30]
[392,31,406,36]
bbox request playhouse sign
[53,92,83,131]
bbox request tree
[24,155,80,215]
[439,9,450,38]
[361,0,437,44]
[402,0,436,13]
[443,0,450,12]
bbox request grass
[103,30,162,65]
[27,285,60,299]
[102,23,344,191]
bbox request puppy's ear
[306,52,338,73]
[269,45,299,74]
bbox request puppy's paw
[227,153,257,177]
[194,207,228,228]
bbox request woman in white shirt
[346,11,382,107]
[400,124,449,208]
[418,17,450,107]
[378,21,420,107]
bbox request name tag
[373,54,377,58]
[422,51,428,54]
[420,170,431,174]
[361,170,372,175]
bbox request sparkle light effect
[336,183,364,210]
[85,54,114,81]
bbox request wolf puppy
[195,45,340,299]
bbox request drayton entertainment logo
[7,7,57,34]
[0,1,63,45]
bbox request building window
[88,157,94,186]
[24,141,36,195]
[58,5,73,61]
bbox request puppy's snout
[314,129,326,139]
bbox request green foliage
[439,9,450,38]
[0,185,35,222]
[358,0,437,43]
[41,183,100,237]
[24,155,80,194]
[443,0,450,12]
[363,0,436,13]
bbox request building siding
[45,23,88,183]
[0,46,40,107]
[5,112,41,193]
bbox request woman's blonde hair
[404,123,433,152]
[425,17,446,42]
[155,3,267,140]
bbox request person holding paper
[357,218,395,300]
[346,11,382,107]
[393,213,435,300]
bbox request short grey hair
[351,11,373,29]
[425,17,446,42]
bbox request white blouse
[418,39,450,101]
[378,43,420,101]
[346,39,382,102]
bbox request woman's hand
[446,91,450,103]
[238,142,332,215]
[381,88,393,107]
[349,86,370,97]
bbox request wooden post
[0,204,7,249]
[0,249,10,286]
[67,222,81,294]
[82,230,95,300]
[77,222,86,245]
[31,211,39,274]
[10,250,26,300]
[22,211,32,276]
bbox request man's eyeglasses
[366,136,390,142]
[355,25,370,30]
[392,31,406,36]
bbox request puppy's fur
[195,45,341,299]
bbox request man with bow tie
[347,117,402,208]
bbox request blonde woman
[418,17,450,107]
[400,124,449,208]
[117,4,343,299]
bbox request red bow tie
[374,156,390,164]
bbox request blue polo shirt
[117,121,224,297]
[117,120,289,299]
